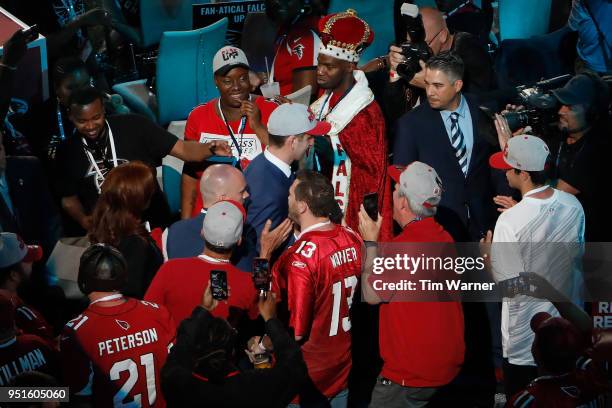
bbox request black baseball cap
[551,74,600,107]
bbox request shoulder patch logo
[116,319,130,331]
[292,261,307,269]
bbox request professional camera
[501,75,571,135]
[396,2,432,81]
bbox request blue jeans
[288,388,349,408]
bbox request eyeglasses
[426,29,444,46]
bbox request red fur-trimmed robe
[311,71,393,240]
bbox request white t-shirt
[492,186,585,366]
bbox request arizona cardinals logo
[307,108,315,122]
[287,37,305,60]
[116,319,130,331]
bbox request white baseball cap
[267,103,331,137]
[489,135,550,171]
[201,200,246,249]
[388,161,443,208]
[0,232,43,268]
[213,46,250,76]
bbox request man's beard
[288,205,300,225]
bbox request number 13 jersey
[272,224,363,399]
[60,299,176,407]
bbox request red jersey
[184,96,276,215]
[144,256,258,328]
[272,16,321,96]
[272,224,362,399]
[0,290,55,349]
[0,334,59,386]
[60,298,176,407]
[377,218,465,387]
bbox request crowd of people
[1,0,611,407]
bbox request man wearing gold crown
[308,9,393,240]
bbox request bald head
[415,7,450,54]
[200,164,249,208]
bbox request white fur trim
[318,43,360,63]
[310,70,374,218]
[310,70,374,136]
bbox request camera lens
[502,111,529,132]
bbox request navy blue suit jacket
[165,212,206,260]
[393,95,509,241]
[240,153,294,271]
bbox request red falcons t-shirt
[272,16,321,96]
[0,334,59,386]
[272,224,362,399]
[0,290,55,349]
[184,96,276,215]
[60,299,176,408]
[144,256,259,328]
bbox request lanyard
[315,82,355,121]
[198,254,230,264]
[82,121,118,194]
[317,92,334,121]
[298,221,331,240]
[90,293,124,305]
[56,103,66,141]
[446,0,473,17]
[217,98,247,158]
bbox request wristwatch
[364,241,378,248]
[376,56,388,70]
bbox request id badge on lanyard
[82,121,118,194]
[217,98,247,158]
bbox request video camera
[501,74,571,135]
[396,2,432,81]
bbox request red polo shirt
[378,217,465,387]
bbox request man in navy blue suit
[241,103,330,271]
[393,51,508,243]
[393,51,509,406]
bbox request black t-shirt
[56,114,177,214]
[555,135,593,195]
[552,131,604,240]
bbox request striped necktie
[450,112,468,176]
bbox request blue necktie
[450,112,468,176]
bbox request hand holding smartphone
[252,258,271,296]
[363,192,379,221]
[498,275,530,298]
[210,270,228,300]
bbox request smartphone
[363,192,378,221]
[22,24,39,43]
[252,258,271,294]
[498,276,530,298]
[210,270,228,300]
